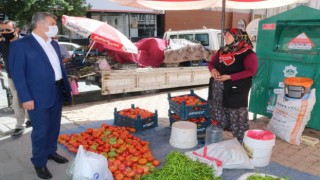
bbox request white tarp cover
[110,0,303,10]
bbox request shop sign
[262,23,275,30]
[287,32,315,50]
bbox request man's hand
[22,100,34,110]
[215,75,231,82]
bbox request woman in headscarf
[207,28,258,142]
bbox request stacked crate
[114,104,158,132]
[168,90,210,138]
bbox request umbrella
[62,15,138,54]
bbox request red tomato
[113,159,122,165]
[132,150,141,156]
[140,140,148,146]
[134,174,142,180]
[141,166,150,174]
[128,148,137,154]
[109,165,118,173]
[86,128,93,134]
[138,158,148,165]
[97,146,104,151]
[102,147,110,153]
[114,173,124,180]
[152,160,160,166]
[118,163,126,171]
[116,155,125,162]
[124,160,133,167]
[126,170,136,178]
[130,156,139,162]
[135,168,144,174]
[108,159,114,166]
[112,143,120,148]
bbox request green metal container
[249,6,320,130]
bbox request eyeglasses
[0,28,14,33]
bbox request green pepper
[141,151,221,180]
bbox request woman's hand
[215,75,231,82]
[211,69,221,79]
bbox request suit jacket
[9,34,72,109]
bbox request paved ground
[0,69,319,179]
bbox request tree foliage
[0,0,91,27]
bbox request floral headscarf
[219,28,253,66]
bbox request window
[149,15,155,21]
[179,34,193,41]
[195,33,209,46]
[169,35,178,39]
[138,14,146,21]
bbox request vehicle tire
[95,75,102,88]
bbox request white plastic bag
[185,138,254,176]
[72,145,114,180]
[267,89,316,145]
[185,147,223,177]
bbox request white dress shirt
[32,32,62,81]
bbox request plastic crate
[114,104,158,132]
[168,110,210,136]
[168,89,208,120]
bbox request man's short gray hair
[30,12,57,30]
[3,20,17,28]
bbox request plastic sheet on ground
[59,121,320,180]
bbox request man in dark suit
[9,12,72,179]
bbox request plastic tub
[284,77,313,99]
[169,121,198,149]
[243,129,275,167]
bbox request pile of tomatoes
[58,124,160,180]
[118,107,154,119]
[171,95,207,106]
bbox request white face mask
[44,25,58,38]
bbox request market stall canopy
[212,0,303,10]
[110,0,303,10]
[62,15,138,54]
[110,0,216,10]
